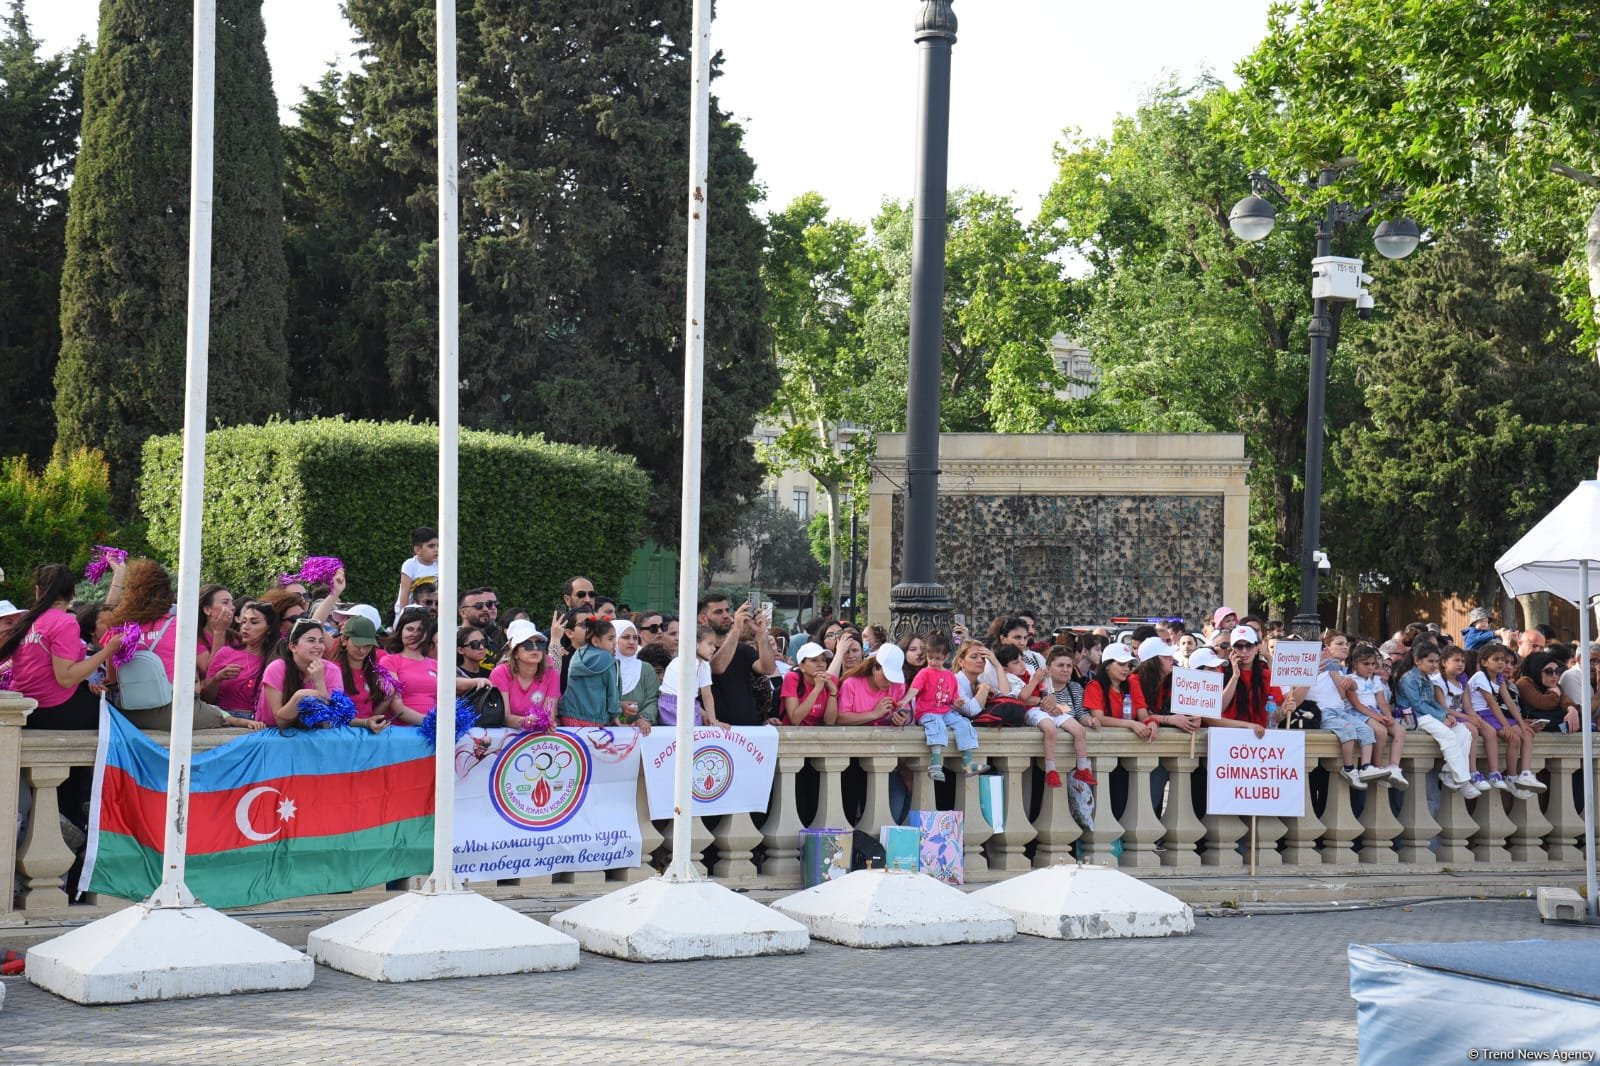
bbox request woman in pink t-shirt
[0,564,124,730]
[379,607,442,716]
[777,642,836,725]
[330,615,411,725]
[256,618,353,728]
[489,620,561,731]
[832,644,911,726]
[195,584,235,677]
[201,600,277,716]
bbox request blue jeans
[920,712,979,752]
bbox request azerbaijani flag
[81,704,434,908]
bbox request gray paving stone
[0,899,1594,1064]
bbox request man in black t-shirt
[700,593,775,727]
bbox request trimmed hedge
[139,420,648,614]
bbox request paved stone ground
[1,899,1596,1065]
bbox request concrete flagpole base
[308,889,579,982]
[549,876,810,962]
[970,863,1194,939]
[26,903,314,1004]
[771,869,1016,948]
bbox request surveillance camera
[1355,290,1375,321]
[1312,550,1332,572]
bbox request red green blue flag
[81,705,434,908]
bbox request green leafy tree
[760,193,872,602]
[0,448,123,604]
[1041,81,1373,613]
[0,3,85,461]
[1236,0,1600,355]
[1328,228,1600,602]
[53,0,288,510]
[710,501,821,593]
[282,0,777,543]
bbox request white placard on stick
[1270,641,1323,689]
[1206,729,1306,817]
[1171,667,1224,719]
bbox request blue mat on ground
[1350,939,1600,1064]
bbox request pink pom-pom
[375,662,402,697]
[84,545,127,585]
[280,555,343,588]
[108,622,143,668]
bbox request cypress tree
[0,2,85,461]
[54,0,288,509]
[283,0,777,542]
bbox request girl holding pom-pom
[257,618,348,728]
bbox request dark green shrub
[139,420,648,613]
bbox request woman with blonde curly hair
[106,558,258,732]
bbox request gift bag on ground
[800,827,853,888]
[978,775,1004,831]
[878,825,920,872]
[1067,774,1096,832]
[907,809,964,885]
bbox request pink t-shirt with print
[204,645,266,714]
[8,607,84,709]
[489,662,561,721]
[380,652,441,714]
[912,667,960,720]
[837,675,906,723]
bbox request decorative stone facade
[867,433,1249,630]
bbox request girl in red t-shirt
[1082,644,1158,740]
[779,642,835,725]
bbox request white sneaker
[1516,770,1547,793]
[1358,764,1391,782]
[1507,782,1536,801]
[1459,780,1483,799]
[1342,766,1368,790]
[1386,768,1409,791]
[1489,773,1512,792]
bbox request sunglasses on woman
[638,623,663,633]
[518,638,548,652]
[461,639,486,650]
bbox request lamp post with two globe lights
[1229,163,1421,635]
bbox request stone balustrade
[3,687,1592,920]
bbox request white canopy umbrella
[1495,479,1600,918]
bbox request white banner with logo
[1205,729,1306,817]
[452,726,643,881]
[639,725,779,819]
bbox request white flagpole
[1581,561,1595,917]
[667,0,713,883]
[424,0,461,894]
[148,0,215,909]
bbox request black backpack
[850,829,887,871]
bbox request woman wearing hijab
[614,619,659,726]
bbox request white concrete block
[1535,886,1587,923]
[970,864,1194,939]
[771,869,1016,948]
[26,904,313,1004]
[549,876,810,962]
[308,890,579,981]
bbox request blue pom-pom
[419,699,479,747]
[297,690,357,729]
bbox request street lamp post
[1229,165,1420,635]
[890,0,958,639]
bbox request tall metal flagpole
[148,0,216,909]
[424,0,461,895]
[667,0,713,883]
[1581,561,1595,916]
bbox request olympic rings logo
[491,731,590,830]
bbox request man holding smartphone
[700,592,776,726]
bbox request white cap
[1102,643,1135,664]
[1137,637,1176,663]
[333,603,382,631]
[1188,648,1224,670]
[0,599,23,619]
[794,641,828,663]
[1229,625,1259,646]
[873,643,906,684]
[505,619,547,647]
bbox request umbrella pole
[1583,561,1596,918]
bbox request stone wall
[866,433,1249,630]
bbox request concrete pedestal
[308,890,579,982]
[26,904,313,1004]
[970,864,1193,939]
[549,876,810,962]
[772,869,1016,948]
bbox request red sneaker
[1044,769,1064,789]
[1072,767,1097,787]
